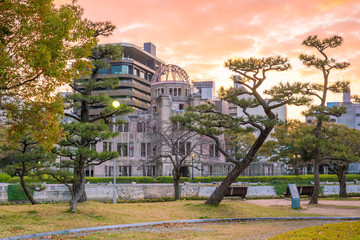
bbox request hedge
[7,184,33,201]
[155,176,191,183]
[0,173,11,182]
[85,176,156,183]
[191,175,360,183]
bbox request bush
[155,176,191,183]
[7,176,44,184]
[85,177,156,184]
[191,174,360,184]
[0,173,11,182]
[7,184,33,201]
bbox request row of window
[103,165,156,177]
[101,141,219,158]
[103,141,155,157]
[98,65,153,81]
[154,88,190,97]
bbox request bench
[284,186,314,198]
[224,186,248,200]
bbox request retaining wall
[0,183,359,202]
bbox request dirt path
[246,199,360,217]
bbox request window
[111,66,122,74]
[117,143,128,156]
[105,166,108,177]
[185,89,188,97]
[141,142,146,157]
[119,122,129,132]
[103,142,112,152]
[143,166,156,176]
[129,142,134,157]
[186,142,191,155]
[90,143,96,151]
[141,142,152,157]
[98,68,108,75]
[209,144,219,157]
[179,103,185,110]
[140,71,145,79]
[147,142,152,157]
[108,166,114,176]
[178,88,182,96]
[85,166,94,177]
[169,88,173,95]
[135,68,140,77]
[174,88,177,96]
[137,122,147,132]
[119,166,132,176]
[179,142,185,155]
[161,88,164,95]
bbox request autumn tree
[174,56,309,205]
[299,35,350,204]
[44,22,133,212]
[0,0,96,148]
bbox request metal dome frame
[151,64,190,83]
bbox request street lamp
[191,153,195,179]
[112,100,120,204]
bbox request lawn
[0,200,312,238]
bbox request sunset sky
[57,0,360,120]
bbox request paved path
[246,199,360,217]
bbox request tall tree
[174,56,309,205]
[0,0,96,148]
[45,22,133,212]
[299,35,350,204]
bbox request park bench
[224,186,248,200]
[284,185,314,198]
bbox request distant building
[192,80,216,101]
[77,42,165,118]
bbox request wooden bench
[224,186,248,200]
[284,186,314,198]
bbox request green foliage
[7,184,33,201]
[156,176,191,183]
[85,177,156,184]
[0,173,11,182]
[191,175,360,184]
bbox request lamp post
[191,153,195,179]
[112,100,120,204]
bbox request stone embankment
[0,182,359,202]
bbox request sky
[56,0,360,120]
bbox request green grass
[269,221,360,240]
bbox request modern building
[85,42,165,117]
[192,80,216,101]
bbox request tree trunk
[309,158,320,204]
[69,165,86,212]
[205,163,242,205]
[19,173,37,205]
[205,126,273,206]
[337,166,347,198]
[174,177,181,200]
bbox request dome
[151,64,190,83]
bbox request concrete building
[84,42,165,117]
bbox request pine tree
[46,22,133,212]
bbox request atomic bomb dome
[151,64,190,83]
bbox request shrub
[85,177,156,184]
[7,176,43,184]
[7,184,33,201]
[155,176,191,183]
[0,173,11,182]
